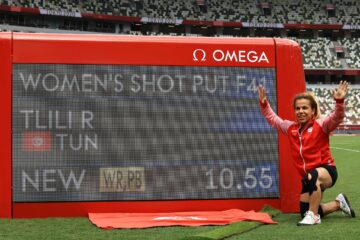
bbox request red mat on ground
[89,209,277,229]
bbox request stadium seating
[0,0,359,26]
[1,0,360,24]
[291,37,344,69]
[307,84,360,125]
[339,38,360,69]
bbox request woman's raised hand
[258,85,267,104]
[333,80,349,100]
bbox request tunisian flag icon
[22,131,52,151]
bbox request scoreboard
[0,33,305,217]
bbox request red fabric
[88,209,277,229]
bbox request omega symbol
[193,49,206,62]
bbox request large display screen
[12,64,279,202]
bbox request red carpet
[89,209,277,229]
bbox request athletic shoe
[297,211,321,226]
[336,193,356,218]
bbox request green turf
[0,136,359,240]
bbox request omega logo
[193,49,207,61]
[192,49,269,63]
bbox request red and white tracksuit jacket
[259,99,345,176]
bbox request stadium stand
[0,0,359,24]
[291,37,344,69]
[307,84,360,126]
[339,37,360,69]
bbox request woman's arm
[258,85,293,134]
[318,81,348,134]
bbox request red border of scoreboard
[0,33,305,218]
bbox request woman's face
[294,98,315,126]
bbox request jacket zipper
[298,129,307,174]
